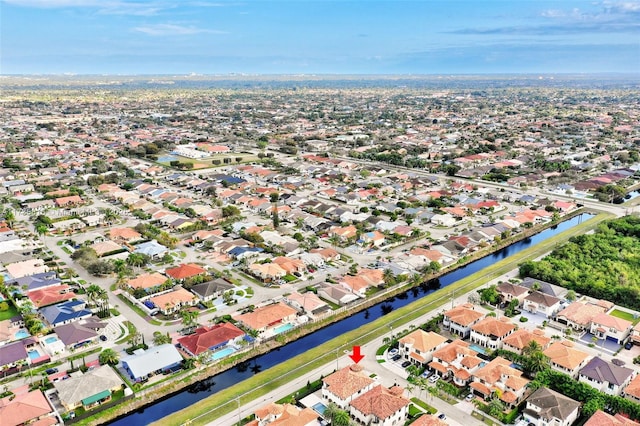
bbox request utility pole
[236,396,241,425]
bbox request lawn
[610,308,640,325]
[410,398,437,414]
[0,301,18,321]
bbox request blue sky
[2,0,639,75]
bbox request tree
[180,309,199,331]
[478,285,500,305]
[323,403,350,426]
[521,341,550,378]
[153,331,171,346]
[99,348,120,366]
[126,252,150,269]
[86,284,103,306]
[487,396,505,417]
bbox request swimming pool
[312,402,327,415]
[14,329,30,340]
[27,350,41,360]
[158,154,179,163]
[45,336,58,344]
[469,344,488,355]
[210,347,236,361]
[274,323,294,334]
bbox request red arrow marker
[349,346,364,364]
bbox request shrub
[0,301,9,311]
[519,316,528,323]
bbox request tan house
[249,262,287,282]
[349,385,410,426]
[249,402,318,426]
[428,339,483,387]
[108,227,142,244]
[502,329,551,355]
[543,340,590,378]
[496,282,529,304]
[623,374,640,403]
[470,357,529,407]
[399,330,447,366]
[589,313,632,345]
[556,301,607,331]
[443,304,485,338]
[149,287,198,315]
[0,389,57,426]
[54,366,124,411]
[126,272,168,292]
[234,303,297,333]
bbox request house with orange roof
[502,329,551,355]
[249,262,287,282]
[249,402,318,426]
[322,364,376,409]
[54,195,84,207]
[165,263,207,281]
[339,269,384,297]
[309,247,340,261]
[469,317,516,350]
[234,302,297,333]
[543,340,590,378]
[428,339,483,387]
[284,292,329,318]
[177,323,245,357]
[360,230,386,247]
[126,273,168,292]
[631,322,640,346]
[90,240,123,257]
[272,257,306,274]
[149,287,197,315]
[329,225,357,242]
[28,285,76,308]
[107,227,142,244]
[443,304,485,338]
[0,389,57,426]
[556,301,607,331]
[411,414,448,426]
[623,374,640,403]
[589,312,632,344]
[399,330,447,366]
[470,357,529,407]
[584,410,640,426]
[350,385,410,425]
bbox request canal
[110,213,592,425]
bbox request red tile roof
[177,323,245,356]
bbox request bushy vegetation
[519,216,640,310]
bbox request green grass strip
[151,212,610,426]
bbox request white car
[388,348,398,357]
[428,374,440,383]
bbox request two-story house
[496,282,529,304]
[590,313,632,345]
[428,340,483,387]
[578,356,635,396]
[556,301,609,331]
[349,385,410,426]
[523,387,580,426]
[501,329,551,355]
[470,357,529,407]
[322,364,376,409]
[398,330,447,367]
[543,341,590,378]
[469,317,516,350]
[443,304,485,338]
[522,291,562,318]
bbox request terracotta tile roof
[411,414,448,426]
[322,365,375,400]
[496,282,529,298]
[177,323,245,356]
[0,390,53,426]
[234,303,297,331]
[502,329,551,351]
[399,330,447,354]
[584,410,640,426]
[591,313,632,332]
[165,263,207,280]
[127,272,168,290]
[254,402,318,426]
[624,374,640,399]
[432,339,478,363]
[108,227,142,241]
[150,287,196,311]
[444,304,484,327]
[471,317,516,338]
[28,285,76,308]
[557,301,606,326]
[543,341,590,370]
[350,385,410,421]
[473,357,527,390]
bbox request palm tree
[152,331,171,346]
[86,284,102,306]
[126,253,149,270]
[324,403,350,426]
[180,309,199,331]
[103,208,120,225]
[99,348,120,366]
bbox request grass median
[154,212,610,426]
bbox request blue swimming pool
[14,329,30,340]
[274,323,294,334]
[469,344,487,355]
[158,155,179,163]
[27,350,41,360]
[312,402,327,415]
[45,336,58,344]
[211,347,236,361]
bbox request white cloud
[133,23,226,36]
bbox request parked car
[99,335,108,341]
[421,370,434,379]
[465,393,475,402]
[392,354,402,362]
[438,413,446,420]
[388,348,398,357]
[429,373,440,383]
[625,341,633,350]
[45,368,58,375]
[401,361,411,368]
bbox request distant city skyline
[2,0,639,75]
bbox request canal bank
[87,211,604,426]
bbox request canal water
[110,213,592,425]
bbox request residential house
[190,279,234,303]
[0,389,57,426]
[134,240,168,259]
[360,230,386,247]
[590,313,632,345]
[149,287,197,315]
[28,284,76,308]
[520,277,568,299]
[317,284,360,306]
[234,303,297,334]
[53,322,99,350]
[165,263,207,281]
[469,317,516,350]
[177,323,246,357]
[272,257,306,275]
[121,344,183,382]
[5,259,48,279]
[284,292,330,318]
[583,410,640,426]
[623,374,640,403]
[339,268,385,297]
[249,262,287,283]
[631,322,640,346]
[329,225,357,242]
[578,356,635,396]
[411,414,448,426]
[6,271,60,292]
[54,195,83,207]
[502,329,551,355]
[556,301,607,331]
[543,341,590,378]
[54,366,124,411]
[470,357,530,407]
[90,240,123,257]
[322,364,376,409]
[108,227,142,244]
[428,340,483,387]
[40,300,92,327]
[522,387,580,426]
[522,291,562,317]
[0,339,32,369]
[349,385,410,426]
[443,304,485,338]
[399,330,447,366]
[249,402,318,426]
[126,272,168,293]
[309,247,340,262]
